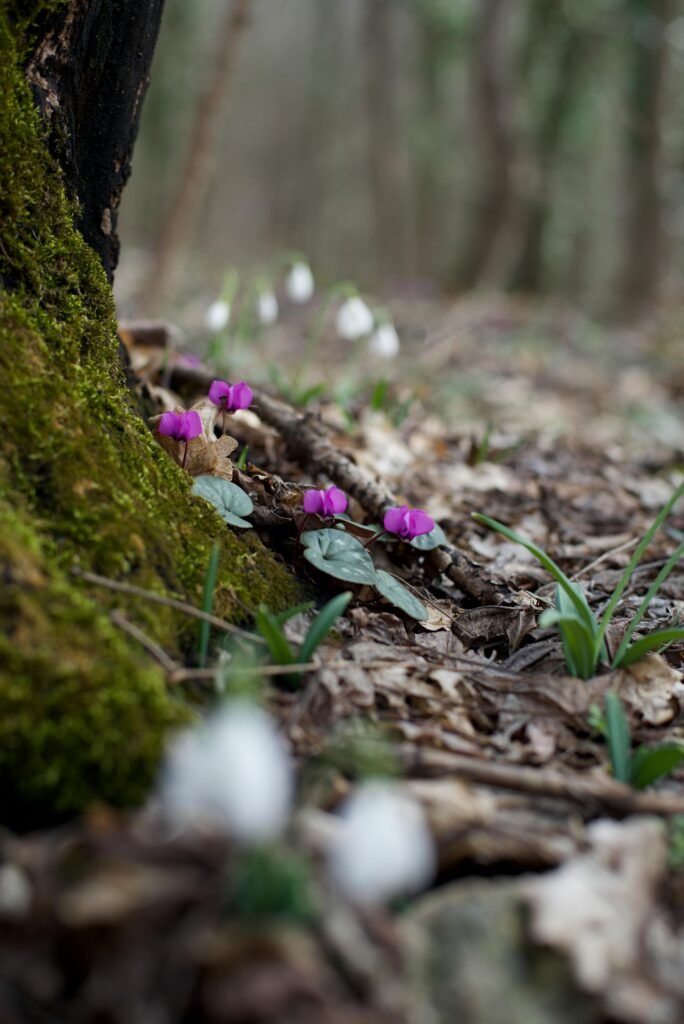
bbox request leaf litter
[4,302,684,1023]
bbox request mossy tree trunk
[0,0,298,824]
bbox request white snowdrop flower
[335,296,374,341]
[205,299,230,333]
[257,290,279,325]
[286,262,315,303]
[328,781,436,905]
[161,702,293,841]
[368,322,400,359]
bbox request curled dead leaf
[150,402,238,480]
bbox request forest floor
[2,295,684,1023]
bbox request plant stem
[364,529,387,549]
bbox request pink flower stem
[295,513,311,551]
[182,440,189,470]
[364,529,387,549]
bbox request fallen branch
[401,744,684,816]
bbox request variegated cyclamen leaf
[375,569,428,621]
[192,475,254,528]
[301,529,377,585]
[409,522,447,551]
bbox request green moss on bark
[0,9,300,820]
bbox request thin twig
[71,567,265,643]
[110,611,180,674]
[571,536,639,581]
[400,744,684,816]
[168,660,319,685]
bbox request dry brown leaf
[150,401,238,479]
[614,654,683,726]
[525,817,666,992]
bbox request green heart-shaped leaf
[375,569,428,620]
[409,523,447,551]
[192,475,254,528]
[301,529,377,585]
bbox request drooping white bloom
[328,781,436,904]
[368,322,400,359]
[205,299,230,333]
[285,262,315,303]
[335,296,374,341]
[160,702,293,841]
[257,290,279,325]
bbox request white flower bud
[286,262,315,304]
[160,703,293,841]
[205,299,230,333]
[328,781,436,904]
[335,296,374,341]
[368,322,400,359]
[257,290,279,325]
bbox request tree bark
[25,0,166,282]
[0,0,296,823]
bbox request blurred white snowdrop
[205,299,230,333]
[335,296,374,341]
[368,322,400,359]
[257,289,279,325]
[160,702,293,841]
[286,261,315,303]
[328,781,436,904]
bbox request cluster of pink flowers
[301,486,434,542]
[208,379,253,413]
[157,391,435,545]
[158,410,202,443]
[383,505,434,541]
[303,486,348,517]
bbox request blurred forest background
[117,0,684,324]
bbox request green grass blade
[540,609,595,679]
[197,542,220,669]
[556,583,598,678]
[272,601,315,628]
[604,692,632,784]
[595,481,684,662]
[615,628,684,668]
[472,513,595,630]
[611,540,684,668]
[629,744,684,790]
[255,606,295,665]
[300,592,352,663]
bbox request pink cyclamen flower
[208,379,253,413]
[383,505,434,541]
[303,486,348,517]
[158,410,203,443]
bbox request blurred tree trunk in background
[451,0,515,290]
[294,2,340,261]
[617,0,672,316]
[414,18,441,281]
[146,0,252,310]
[365,0,407,285]
[508,3,582,293]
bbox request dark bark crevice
[25,0,165,281]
